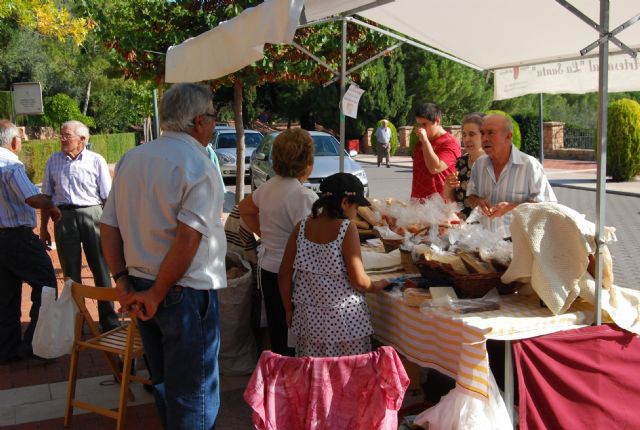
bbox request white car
[250,131,369,195]
[211,126,263,178]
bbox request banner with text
[494,55,640,100]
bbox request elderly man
[0,120,61,363]
[466,114,557,238]
[375,119,391,168]
[40,120,118,332]
[100,83,226,429]
[411,103,461,200]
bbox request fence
[563,126,594,149]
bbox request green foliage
[18,132,135,183]
[0,91,11,118]
[88,133,136,163]
[43,93,95,129]
[513,113,545,157]
[607,99,640,181]
[485,109,521,149]
[403,48,492,124]
[371,120,399,156]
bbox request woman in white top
[239,128,317,355]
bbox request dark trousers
[260,268,294,356]
[377,143,390,166]
[0,227,56,360]
[54,206,118,331]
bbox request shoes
[386,164,391,168]
[377,163,381,167]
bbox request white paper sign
[341,84,365,119]
[12,82,44,115]
[494,54,640,100]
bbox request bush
[513,113,544,157]
[43,93,95,130]
[485,109,521,149]
[18,132,135,183]
[607,99,640,181]
[370,120,399,156]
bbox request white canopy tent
[165,0,639,427]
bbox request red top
[411,132,461,200]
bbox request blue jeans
[130,277,220,430]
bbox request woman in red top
[411,103,461,201]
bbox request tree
[403,48,492,125]
[0,0,94,45]
[89,0,395,199]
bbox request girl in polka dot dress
[279,173,389,357]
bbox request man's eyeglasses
[202,112,217,120]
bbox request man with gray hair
[374,119,392,168]
[100,83,226,429]
[0,120,61,363]
[40,120,119,332]
[467,114,556,238]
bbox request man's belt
[57,204,98,210]
[0,225,31,231]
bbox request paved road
[362,162,640,290]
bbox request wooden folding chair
[64,282,151,430]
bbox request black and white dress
[291,218,373,357]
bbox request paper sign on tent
[341,85,365,118]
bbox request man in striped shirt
[40,120,119,332]
[0,120,61,363]
[466,114,556,238]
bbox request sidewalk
[353,153,640,197]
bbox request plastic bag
[218,251,257,375]
[32,281,78,359]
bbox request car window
[216,132,263,149]
[262,136,274,157]
[312,135,340,156]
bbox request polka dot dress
[291,217,373,357]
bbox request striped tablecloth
[367,291,594,398]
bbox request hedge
[19,132,136,183]
[607,99,640,181]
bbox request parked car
[211,126,263,178]
[250,131,369,195]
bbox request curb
[550,182,640,198]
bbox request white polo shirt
[252,176,318,273]
[101,132,227,290]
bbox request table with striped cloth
[366,291,594,398]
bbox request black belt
[58,204,98,210]
[0,225,31,232]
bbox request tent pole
[153,89,160,139]
[339,17,346,173]
[594,0,609,325]
[538,93,544,163]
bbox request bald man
[466,114,556,238]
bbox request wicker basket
[415,257,515,298]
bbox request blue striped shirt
[467,145,557,238]
[42,148,111,206]
[0,147,39,227]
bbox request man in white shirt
[466,114,557,238]
[374,119,392,168]
[100,83,226,429]
[40,120,118,332]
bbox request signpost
[12,82,44,115]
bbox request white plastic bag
[32,281,78,359]
[218,252,257,375]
